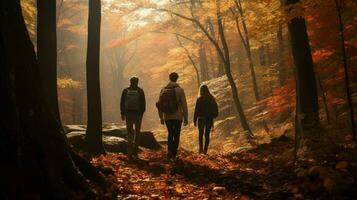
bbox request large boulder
[66,131,86,150]
[66,131,128,153]
[65,125,162,151]
[139,131,162,150]
[102,127,126,138]
[157,139,168,145]
[103,128,161,150]
[102,136,127,153]
[64,125,86,134]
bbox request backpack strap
[164,85,178,89]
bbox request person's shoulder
[176,84,184,90]
[196,96,204,104]
[176,86,185,94]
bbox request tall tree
[277,24,287,85]
[232,0,260,101]
[207,18,225,77]
[215,0,252,136]
[37,0,61,121]
[0,0,104,198]
[285,0,319,152]
[199,43,209,82]
[85,0,105,154]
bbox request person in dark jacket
[193,85,218,154]
[120,76,146,159]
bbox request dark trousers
[165,120,182,158]
[125,113,142,157]
[198,118,213,154]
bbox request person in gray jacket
[157,72,188,159]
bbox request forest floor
[88,135,299,200]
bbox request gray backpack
[125,89,140,111]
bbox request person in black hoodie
[193,85,218,154]
[120,76,146,159]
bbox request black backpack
[125,89,140,111]
[157,86,178,114]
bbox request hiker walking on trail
[193,85,218,154]
[120,76,146,159]
[156,72,188,159]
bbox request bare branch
[154,8,226,64]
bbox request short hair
[169,72,179,82]
[130,76,139,85]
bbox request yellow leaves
[21,0,37,41]
[57,78,82,89]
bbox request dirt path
[90,136,296,200]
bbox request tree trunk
[286,0,320,162]
[277,24,287,85]
[216,1,252,136]
[207,18,225,77]
[335,0,356,141]
[37,0,61,122]
[0,0,105,198]
[234,0,260,100]
[85,0,105,154]
[316,73,331,125]
[199,45,209,82]
[286,0,319,128]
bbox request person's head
[169,72,179,82]
[130,76,139,86]
[200,85,212,98]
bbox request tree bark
[199,44,209,82]
[37,0,61,122]
[0,0,105,198]
[85,0,105,154]
[286,0,319,129]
